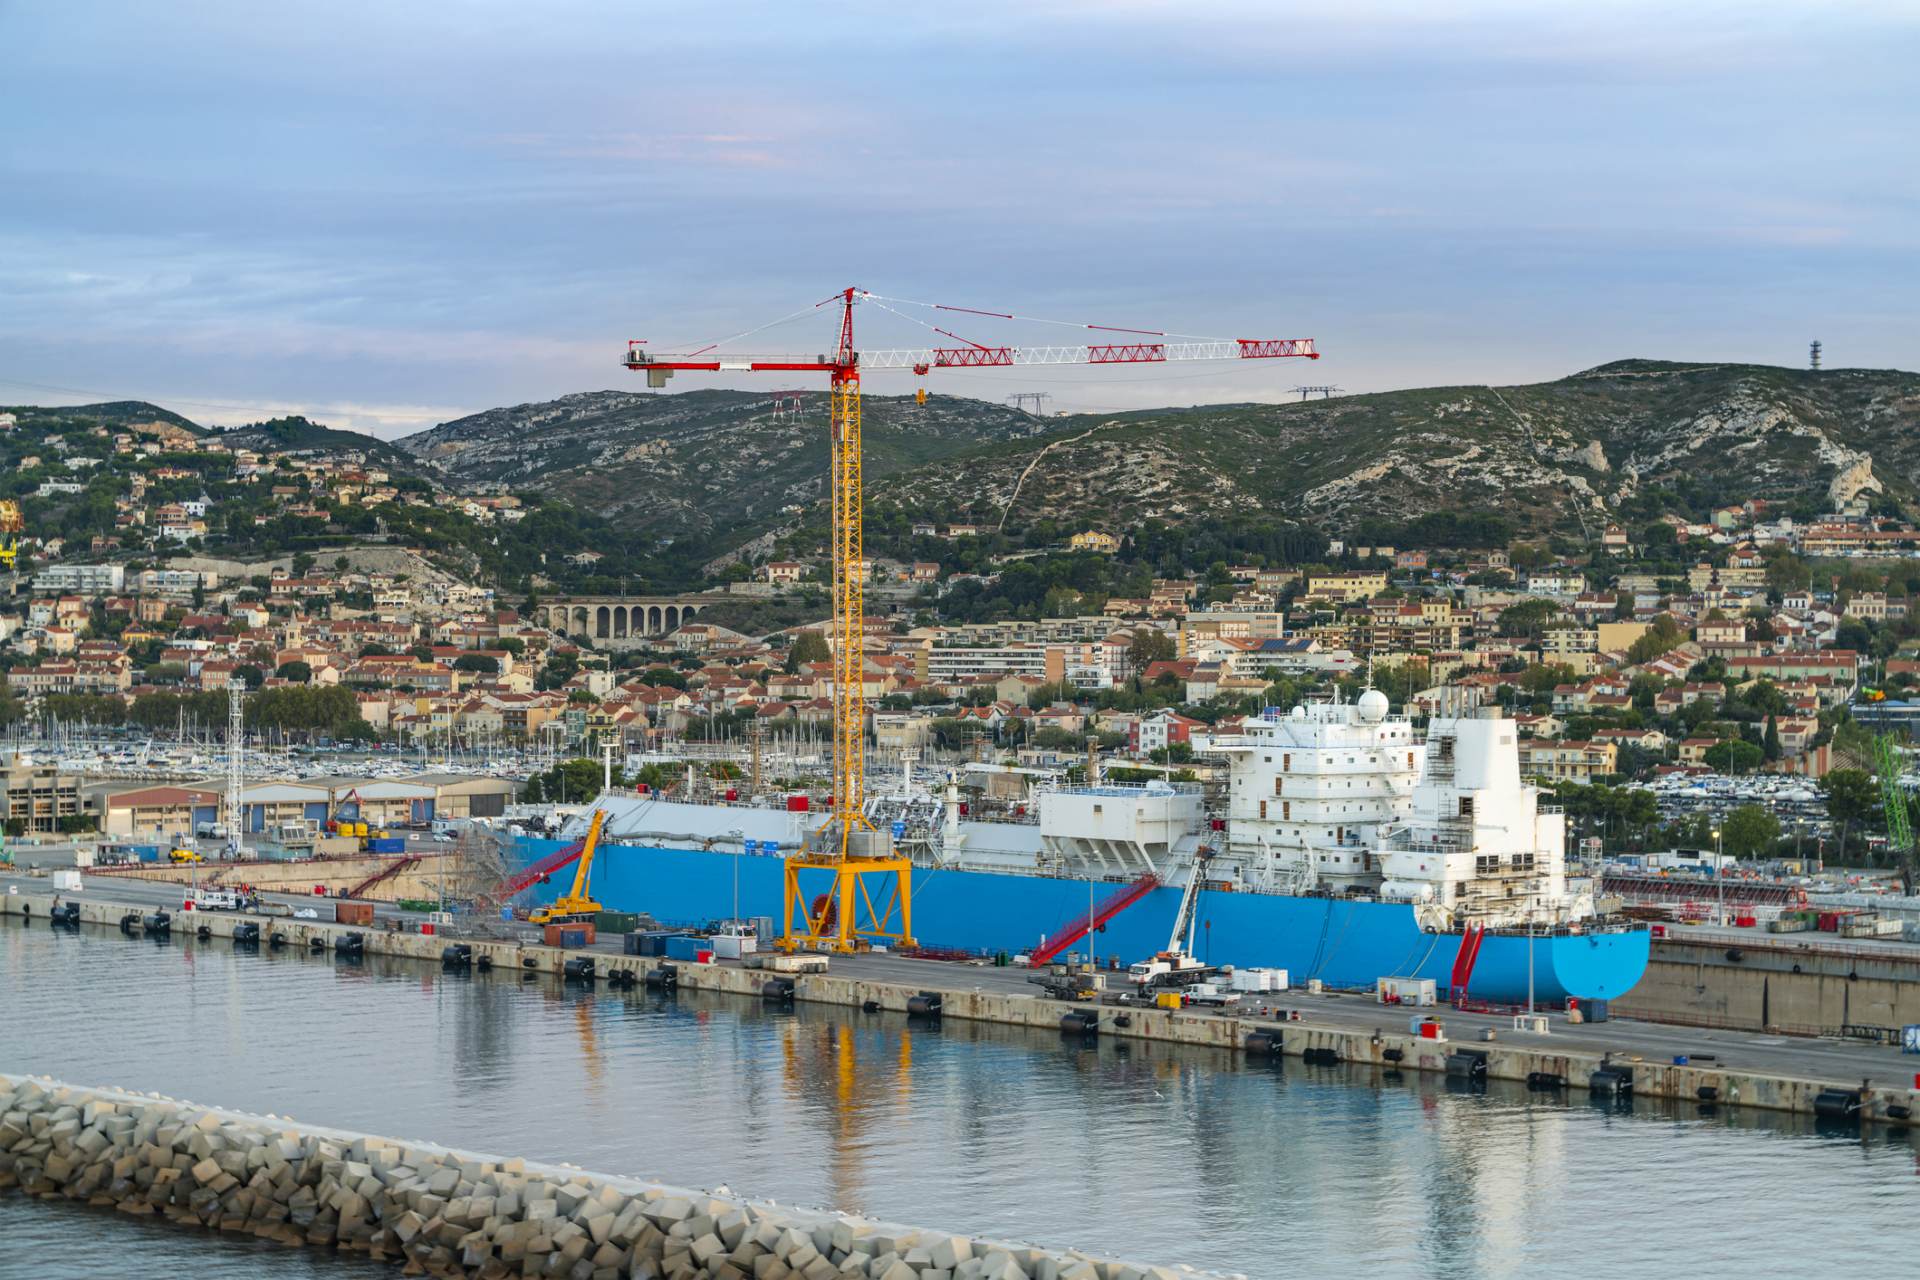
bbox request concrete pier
[7,887,1920,1130]
[0,1073,1223,1280]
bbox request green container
[594,911,639,934]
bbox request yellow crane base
[779,852,915,955]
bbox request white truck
[1183,982,1242,1008]
[194,889,242,911]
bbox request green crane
[1871,731,1915,893]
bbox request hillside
[213,416,419,472]
[872,361,1920,542]
[398,389,1054,543]
[0,400,203,432]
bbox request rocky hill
[212,415,420,472]
[392,361,1920,563]
[398,389,1054,541]
[872,360,1920,541]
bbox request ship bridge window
[1283,754,1291,772]
[1093,804,1103,814]
[1459,797,1473,818]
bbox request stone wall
[1618,936,1920,1035]
[0,1073,1225,1280]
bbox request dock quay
[9,884,1920,1131]
[0,1072,1222,1280]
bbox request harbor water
[4,917,1918,1278]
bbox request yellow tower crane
[624,288,1317,953]
[0,499,23,570]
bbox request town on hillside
[0,398,1915,871]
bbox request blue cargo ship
[512,831,1647,1002]
[511,698,1648,1003]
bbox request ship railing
[1040,782,1204,798]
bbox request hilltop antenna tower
[225,677,246,858]
[1291,385,1342,400]
[1809,340,1822,372]
[1006,392,1052,415]
[771,390,807,421]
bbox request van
[196,890,241,911]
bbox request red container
[1735,915,1756,928]
[1418,1021,1442,1040]
[786,795,810,812]
[420,922,435,936]
[1651,924,1667,938]
[335,901,375,927]
[725,789,738,801]
[695,949,714,964]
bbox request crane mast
[624,287,1318,954]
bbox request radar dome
[1356,688,1390,723]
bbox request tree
[522,757,621,804]
[453,654,500,675]
[1626,614,1684,664]
[1720,804,1780,859]
[1821,768,1879,857]
[1126,629,1176,668]
[1763,714,1782,762]
[234,663,265,690]
[291,552,316,577]
[785,631,830,673]
[276,660,313,684]
[1703,739,1763,773]
[1497,598,1559,638]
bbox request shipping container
[1584,998,1610,1023]
[334,901,375,927]
[1229,967,1288,993]
[367,838,406,854]
[1379,976,1437,1006]
[594,911,640,934]
[664,934,711,962]
[543,923,596,948]
[710,933,758,960]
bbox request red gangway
[493,836,589,902]
[1448,922,1486,999]
[344,854,424,900]
[1028,872,1160,967]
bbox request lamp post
[1712,824,1724,925]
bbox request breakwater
[7,889,1917,1127]
[0,1073,1221,1280]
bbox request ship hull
[514,836,1648,1003]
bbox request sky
[0,1,1914,437]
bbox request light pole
[1713,824,1724,925]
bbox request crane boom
[627,338,1316,373]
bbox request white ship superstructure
[1375,709,1589,927]
[1202,690,1421,892]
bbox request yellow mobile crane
[529,809,607,926]
[0,500,23,570]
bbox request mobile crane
[1126,849,1217,991]
[529,809,608,926]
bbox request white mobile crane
[1126,849,1217,990]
